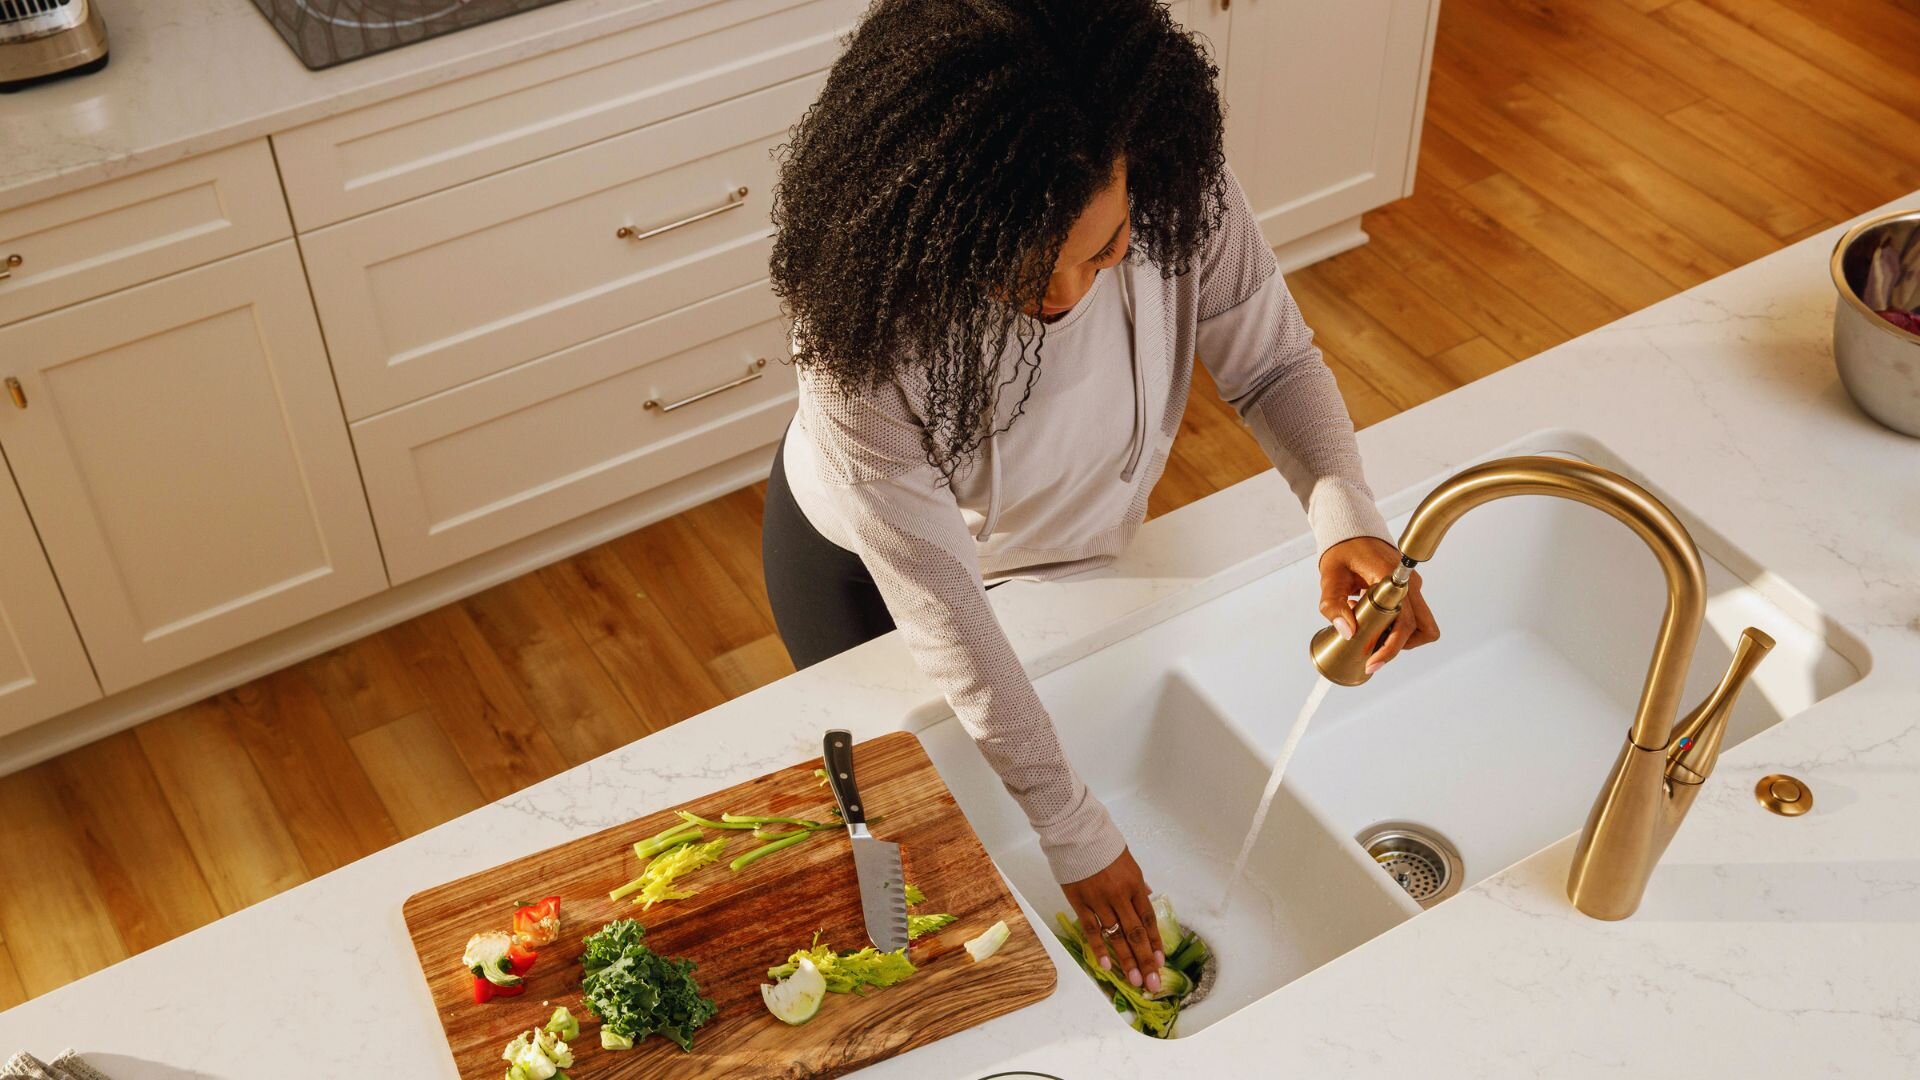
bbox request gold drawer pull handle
[6,377,24,410]
[616,186,750,243]
[644,358,768,414]
[0,254,20,281]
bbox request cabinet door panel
[352,280,794,583]
[0,448,100,734]
[1221,0,1434,243]
[0,242,385,692]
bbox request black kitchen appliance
[247,0,575,70]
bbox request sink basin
[916,440,1867,1037]
[918,658,1417,1035]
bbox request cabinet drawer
[0,242,385,693]
[304,71,822,420]
[0,140,291,327]
[273,0,861,230]
[353,281,794,583]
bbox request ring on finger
[1102,922,1121,937]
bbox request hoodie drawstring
[974,429,1002,541]
[1118,263,1147,483]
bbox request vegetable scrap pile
[607,806,852,910]
[760,881,940,1007]
[767,935,919,996]
[1861,221,1920,333]
[580,919,719,1052]
[758,882,1011,1026]
[611,834,729,910]
[498,1008,579,1080]
[463,895,561,1004]
[501,1021,573,1080]
[1054,895,1214,1039]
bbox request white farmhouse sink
[918,441,1868,1037]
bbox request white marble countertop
[4,199,1918,1075]
[0,0,713,213]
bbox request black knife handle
[822,729,866,828]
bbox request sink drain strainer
[1357,822,1463,908]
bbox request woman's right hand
[1061,846,1164,993]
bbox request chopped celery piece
[630,837,729,909]
[632,823,702,860]
[1055,912,1182,1038]
[721,812,830,829]
[908,913,957,939]
[1168,931,1210,975]
[1151,894,1187,956]
[964,920,1011,961]
[730,830,811,871]
[767,936,916,994]
[675,810,753,830]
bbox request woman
[761,0,1438,993]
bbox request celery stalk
[720,813,830,829]
[730,830,812,871]
[632,824,701,859]
[676,810,755,830]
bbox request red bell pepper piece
[508,942,538,978]
[471,975,528,1003]
[512,896,562,948]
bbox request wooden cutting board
[404,731,1056,1078]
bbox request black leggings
[761,434,897,668]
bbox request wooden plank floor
[5,0,1917,1004]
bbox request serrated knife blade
[823,729,910,952]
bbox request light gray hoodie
[782,167,1390,883]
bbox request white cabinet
[301,72,823,419]
[273,0,861,229]
[1216,0,1436,254]
[0,139,291,328]
[352,281,796,583]
[0,242,385,693]
[0,447,100,735]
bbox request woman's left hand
[1319,536,1440,675]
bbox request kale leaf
[580,919,718,1053]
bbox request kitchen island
[2,195,1916,1074]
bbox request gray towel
[2,1052,110,1080]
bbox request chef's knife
[823,729,910,952]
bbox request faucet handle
[1667,627,1776,784]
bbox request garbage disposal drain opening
[1357,822,1464,909]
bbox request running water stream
[1216,675,1334,914]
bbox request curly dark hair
[769,0,1228,480]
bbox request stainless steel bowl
[1831,208,1920,437]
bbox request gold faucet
[1310,456,1775,920]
